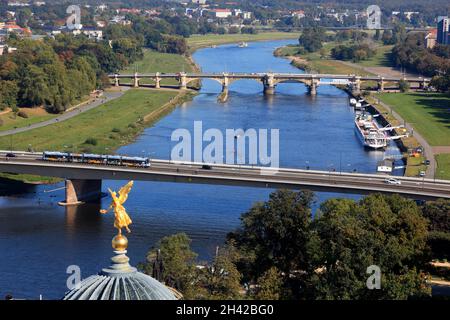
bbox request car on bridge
[384,178,402,185]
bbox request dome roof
[63,234,177,300]
[63,270,177,300]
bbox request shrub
[399,80,410,92]
[17,111,28,118]
[84,137,98,145]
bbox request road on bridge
[0,151,449,200]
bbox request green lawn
[436,154,450,180]
[120,49,194,86]
[187,32,299,50]
[358,45,393,67]
[0,89,179,154]
[377,92,450,146]
[405,155,427,177]
[122,49,193,74]
[0,111,56,132]
[274,42,377,77]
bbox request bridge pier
[155,72,161,89]
[114,74,119,87]
[352,76,361,95]
[59,179,102,206]
[133,72,139,88]
[179,72,187,90]
[307,78,319,96]
[378,77,385,92]
[419,79,428,90]
[263,73,276,95]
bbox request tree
[382,30,393,45]
[298,27,325,53]
[308,194,430,300]
[0,80,18,110]
[422,199,450,259]
[139,233,198,295]
[228,189,314,281]
[254,267,285,300]
[198,243,243,300]
[423,199,449,230]
[398,79,410,92]
[374,29,381,41]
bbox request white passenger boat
[354,113,387,149]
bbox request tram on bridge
[42,151,151,168]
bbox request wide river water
[0,39,403,299]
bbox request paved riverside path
[0,88,129,137]
[377,100,436,179]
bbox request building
[241,11,252,20]
[291,10,305,19]
[377,159,394,174]
[425,29,437,49]
[437,16,449,45]
[7,1,30,6]
[72,28,103,41]
[210,9,232,18]
[110,15,132,26]
[0,22,31,37]
[0,44,17,56]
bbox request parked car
[384,178,401,185]
[424,160,430,165]
[419,171,426,177]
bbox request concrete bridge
[0,151,448,205]
[109,72,431,98]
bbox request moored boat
[354,113,387,149]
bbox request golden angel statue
[100,181,134,234]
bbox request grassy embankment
[274,42,396,91]
[274,42,375,75]
[121,49,197,86]
[187,32,299,51]
[0,89,195,183]
[0,95,94,132]
[376,92,450,179]
[0,51,195,183]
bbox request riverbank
[274,41,450,179]
[0,48,200,183]
[0,89,195,183]
[375,92,450,180]
[187,32,299,51]
[362,94,429,178]
[273,43,378,77]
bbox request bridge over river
[0,151,448,205]
[109,72,431,97]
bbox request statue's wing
[118,181,134,204]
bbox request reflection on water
[0,40,404,299]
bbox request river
[0,39,403,299]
